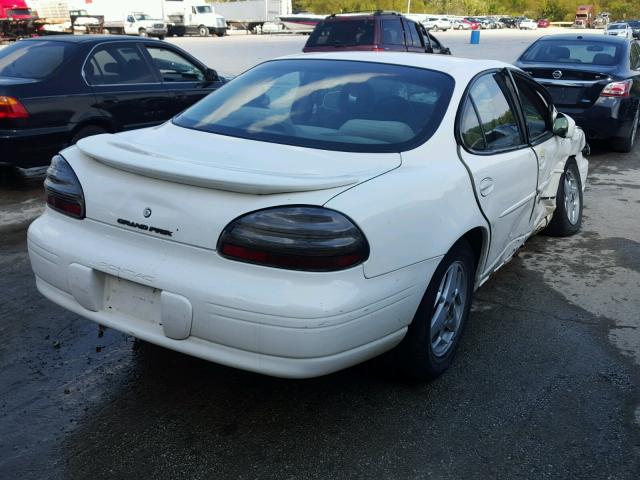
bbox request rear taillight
[44,155,85,219]
[218,206,369,272]
[0,96,29,119]
[600,79,632,98]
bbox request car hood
[76,122,402,195]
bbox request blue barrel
[470,30,480,44]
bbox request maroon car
[538,18,551,28]
[303,12,450,55]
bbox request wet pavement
[1,143,639,479]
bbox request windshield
[0,41,75,79]
[307,20,375,47]
[521,40,620,65]
[607,24,626,30]
[196,6,212,13]
[134,14,152,20]
[174,59,454,153]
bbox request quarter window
[460,100,486,151]
[84,44,155,85]
[468,73,523,151]
[145,47,204,82]
[382,19,405,46]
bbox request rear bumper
[0,126,71,169]
[557,97,638,140]
[28,211,436,378]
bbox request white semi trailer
[209,0,291,32]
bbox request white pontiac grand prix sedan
[28,53,588,379]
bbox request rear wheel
[543,161,583,237]
[397,239,475,380]
[612,104,639,153]
[71,125,108,145]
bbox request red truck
[0,0,37,40]
[574,5,596,29]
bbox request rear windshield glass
[174,59,455,153]
[520,40,621,65]
[0,41,76,79]
[306,20,375,47]
[607,24,626,30]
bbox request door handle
[479,177,494,197]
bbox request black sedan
[515,34,640,152]
[0,35,225,175]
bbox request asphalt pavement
[1,30,639,479]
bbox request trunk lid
[71,122,401,251]
[521,64,617,108]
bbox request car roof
[533,33,629,43]
[279,51,508,82]
[17,35,165,45]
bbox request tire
[138,28,148,37]
[543,161,583,237]
[158,35,165,40]
[71,125,108,145]
[612,104,639,153]
[396,239,476,380]
[198,25,209,37]
[216,31,225,37]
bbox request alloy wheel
[430,261,468,357]
[564,169,581,225]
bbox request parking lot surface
[1,30,639,479]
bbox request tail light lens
[44,155,85,219]
[0,96,29,119]
[600,79,632,98]
[218,206,369,272]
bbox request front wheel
[543,161,583,237]
[158,35,165,40]
[397,239,476,380]
[138,28,148,37]
[198,25,209,37]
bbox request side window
[127,15,134,23]
[405,21,423,48]
[469,73,523,151]
[146,47,204,82]
[460,99,487,151]
[513,75,552,140]
[382,19,405,46]
[631,43,640,69]
[412,23,424,48]
[84,44,156,85]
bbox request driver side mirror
[440,47,452,55]
[204,68,219,82]
[553,113,576,138]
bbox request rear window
[174,59,454,153]
[607,24,626,30]
[0,41,76,79]
[306,20,375,47]
[520,40,621,65]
